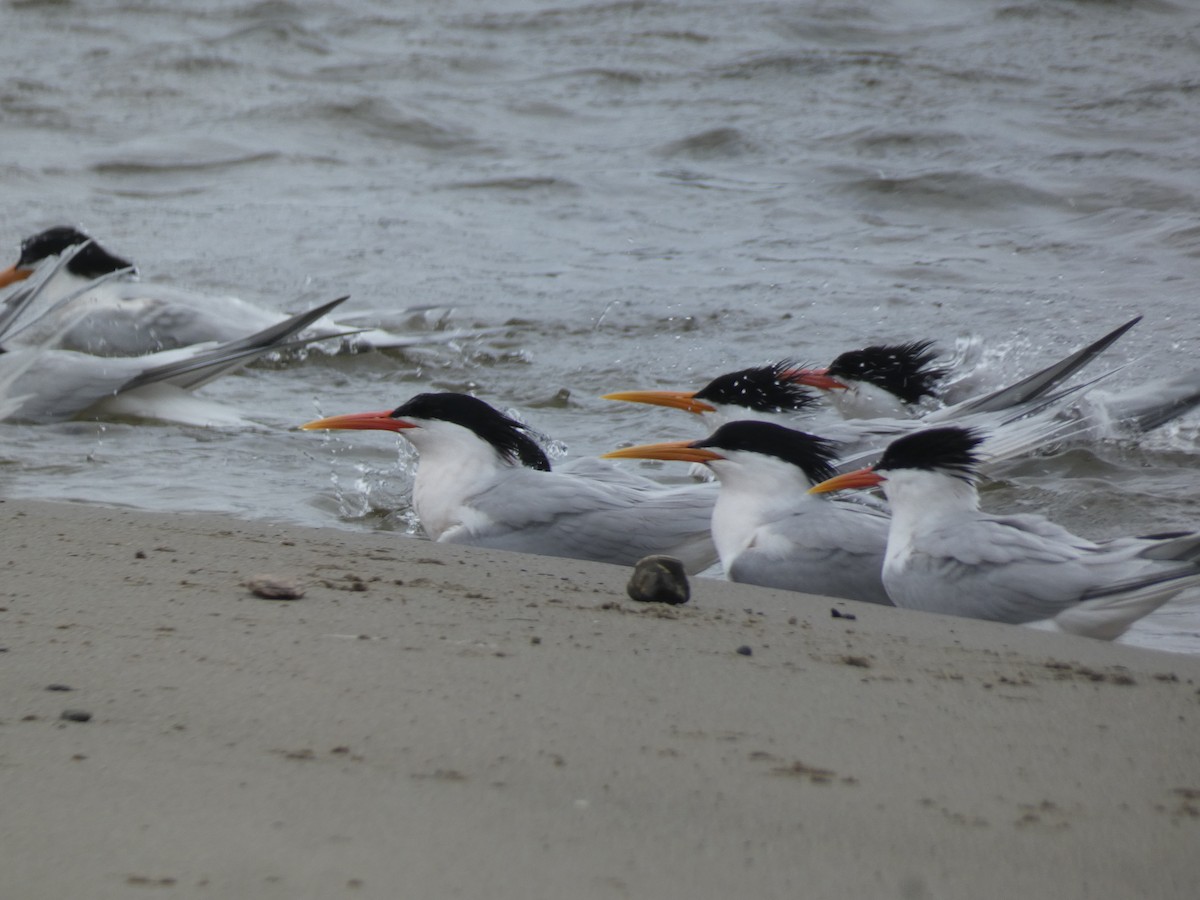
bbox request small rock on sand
[245,575,306,600]
[626,556,690,605]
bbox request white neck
[405,420,516,539]
[708,453,817,567]
[827,379,911,420]
[880,468,979,571]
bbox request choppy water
[3,0,1199,653]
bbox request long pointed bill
[0,265,33,289]
[601,440,724,464]
[783,369,849,392]
[601,389,716,415]
[808,466,885,494]
[300,410,416,432]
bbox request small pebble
[831,608,857,620]
[46,684,75,692]
[245,575,306,600]
[60,709,92,723]
[626,555,690,605]
[736,645,753,657]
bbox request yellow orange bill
[808,466,885,494]
[0,265,33,289]
[601,389,716,415]
[601,440,723,464]
[782,369,849,391]
[300,410,414,432]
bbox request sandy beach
[2,497,1198,899]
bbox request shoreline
[2,497,1198,898]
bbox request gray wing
[442,470,719,573]
[933,316,1140,418]
[728,500,893,604]
[7,280,285,354]
[889,513,1099,623]
[1,350,148,423]
[1,298,350,423]
[0,244,109,342]
[130,295,350,390]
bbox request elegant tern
[792,316,1143,423]
[0,226,473,356]
[604,421,893,604]
[795,340,949,419]
[302,392,719,572]
[603,360,823,425]
[809,426,1200,640]
[604,316,1147,460]
[0,288,351,425]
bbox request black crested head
[875,427,983,482]
[695,420,840,484]
[390,392,552,471]
[17,226,135,278]
[693,361,819,415]
[826,340,946,404]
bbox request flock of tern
[4,226,1199,642]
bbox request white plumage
[810,426,1200,640]
[303,393,719,572]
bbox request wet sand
[2,498,1198,899]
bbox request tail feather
[124,296,350,392]
[1057,572,1200,641]
[1097,370,1200,433]
[931,315,1140,419]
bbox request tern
[604,316,1146,460]
[790,318,1143,423]
[603,421,893,604]
[793,340,949,419]
[0,226,474,356]
[301,392,720,572]
[0,258,352,425]
[808,426,1200,640]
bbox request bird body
[604,421,893,604]
[601,316,1197,469]
[810,427,1200,639]
[303,393,719,572]
[0,226,467,356]
[814,340,947,419]
[11,277,306,355]
[1,288,351,425]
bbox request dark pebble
[626,555,690,605]
[60,709,93,723]
[46,684,75,692]
[831,608,857,620]
[736,645,753,657]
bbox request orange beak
[601,440,724,464]
[0,265,33,289]
[808,466,886,494]
[601,389,717,415]
[300,410,416,432]
[782,368,849,391]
